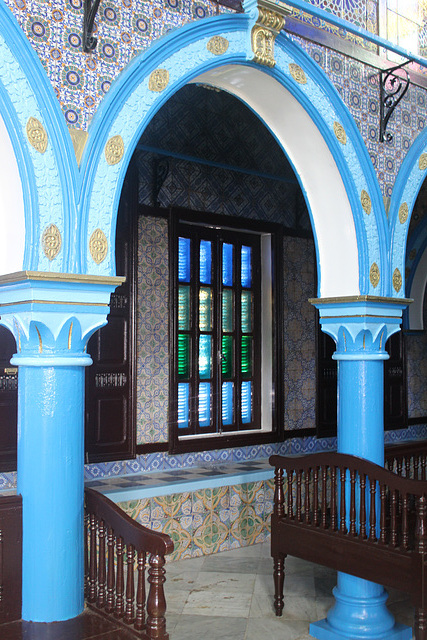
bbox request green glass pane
[199,335,212,379]
[178,334,190,379]
[241,336,252,377]
[222,290,233,332]
[241,292,252,333]
[178,286,190,330]
[222,336,233,379]
[199,287,212,331]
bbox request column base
[309,619,412,640]
[309,582,412,640]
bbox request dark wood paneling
[84,167,137,463]
[0,327,17,471]
[0,495,22,623]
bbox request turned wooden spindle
[273,555,285,617]
[124,544,135,624]
[391,489,398,546]
[369,478,377,542]
[416,495,427,555]
[84,512,89,599]
[331,466,337,531]
[339,467,346,534]
[321,466,327,529]
[274,467,284,519]
[115,536,125,618]
[287,469,293,519]
[97,520,107,608]
[380,484,387,544]
[88,514,97,603]
[304,469,310,524]
[313,467,319,526]
[415,456,420,481]
[296,470,302,522]
[146,554,169,640]
[350,469,356,536]
[135,551,146,631]
[422,455,427,481]
[402,494,409,550]
[359,473,367,539]
[106,527,115,614]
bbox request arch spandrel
[0,3,79,276]
[80,14,387,299]
[390,129,427,314]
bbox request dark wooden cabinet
[317,325,407,437]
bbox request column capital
[309,295,412,360]
[0,271,124,365]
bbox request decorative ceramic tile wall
[119,479,274,560]
[5,1,426,196]
[291,36,427,198]
[5,0,228,129]
[283,236,316,431]
[136,216,169,444]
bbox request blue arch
[0,2,78,273]
[79,13,386,296]
[390,125,427,298]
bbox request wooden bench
[269,452,427,640]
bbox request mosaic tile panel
[406,329,427,418]
[291,36,427,198]
[119,479,273,560]
[4,0,229,129]
[136,215,169,445]
[283,236,317,431]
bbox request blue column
[0,272,124,622]
[309,296,412,640]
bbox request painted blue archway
[390,125,427,302]
[79,12,389,298]
[0,2,78,275]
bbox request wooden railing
[386,440,427,479]
[269,452,427,637]
[84,487,174,640]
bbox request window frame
[168,207,284,454]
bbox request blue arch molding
[0,2,78,274]
[390,125,427,298]
[81,13,388,296]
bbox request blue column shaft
[18,365,85,622]
[337,359,384,465]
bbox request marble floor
[164,541,415,640]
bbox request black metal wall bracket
[83,0,102,53]
[379,60,412,143]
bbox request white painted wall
[0,113,25,275]
[191,66,360,298]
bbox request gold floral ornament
[148,69,169,92]
[251,7,285,68]
[42,224,62,261]
[289,63,307,84]
[393,268,402,293]
[398,202,409,224]
[89,228,108,265]
[333,121,347,145]
[360,190,371,215]
[207,36,229,55]
[105,135,124,166]
[26,117,48,154]
[419,153,427,171]
[370,262,380,288]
